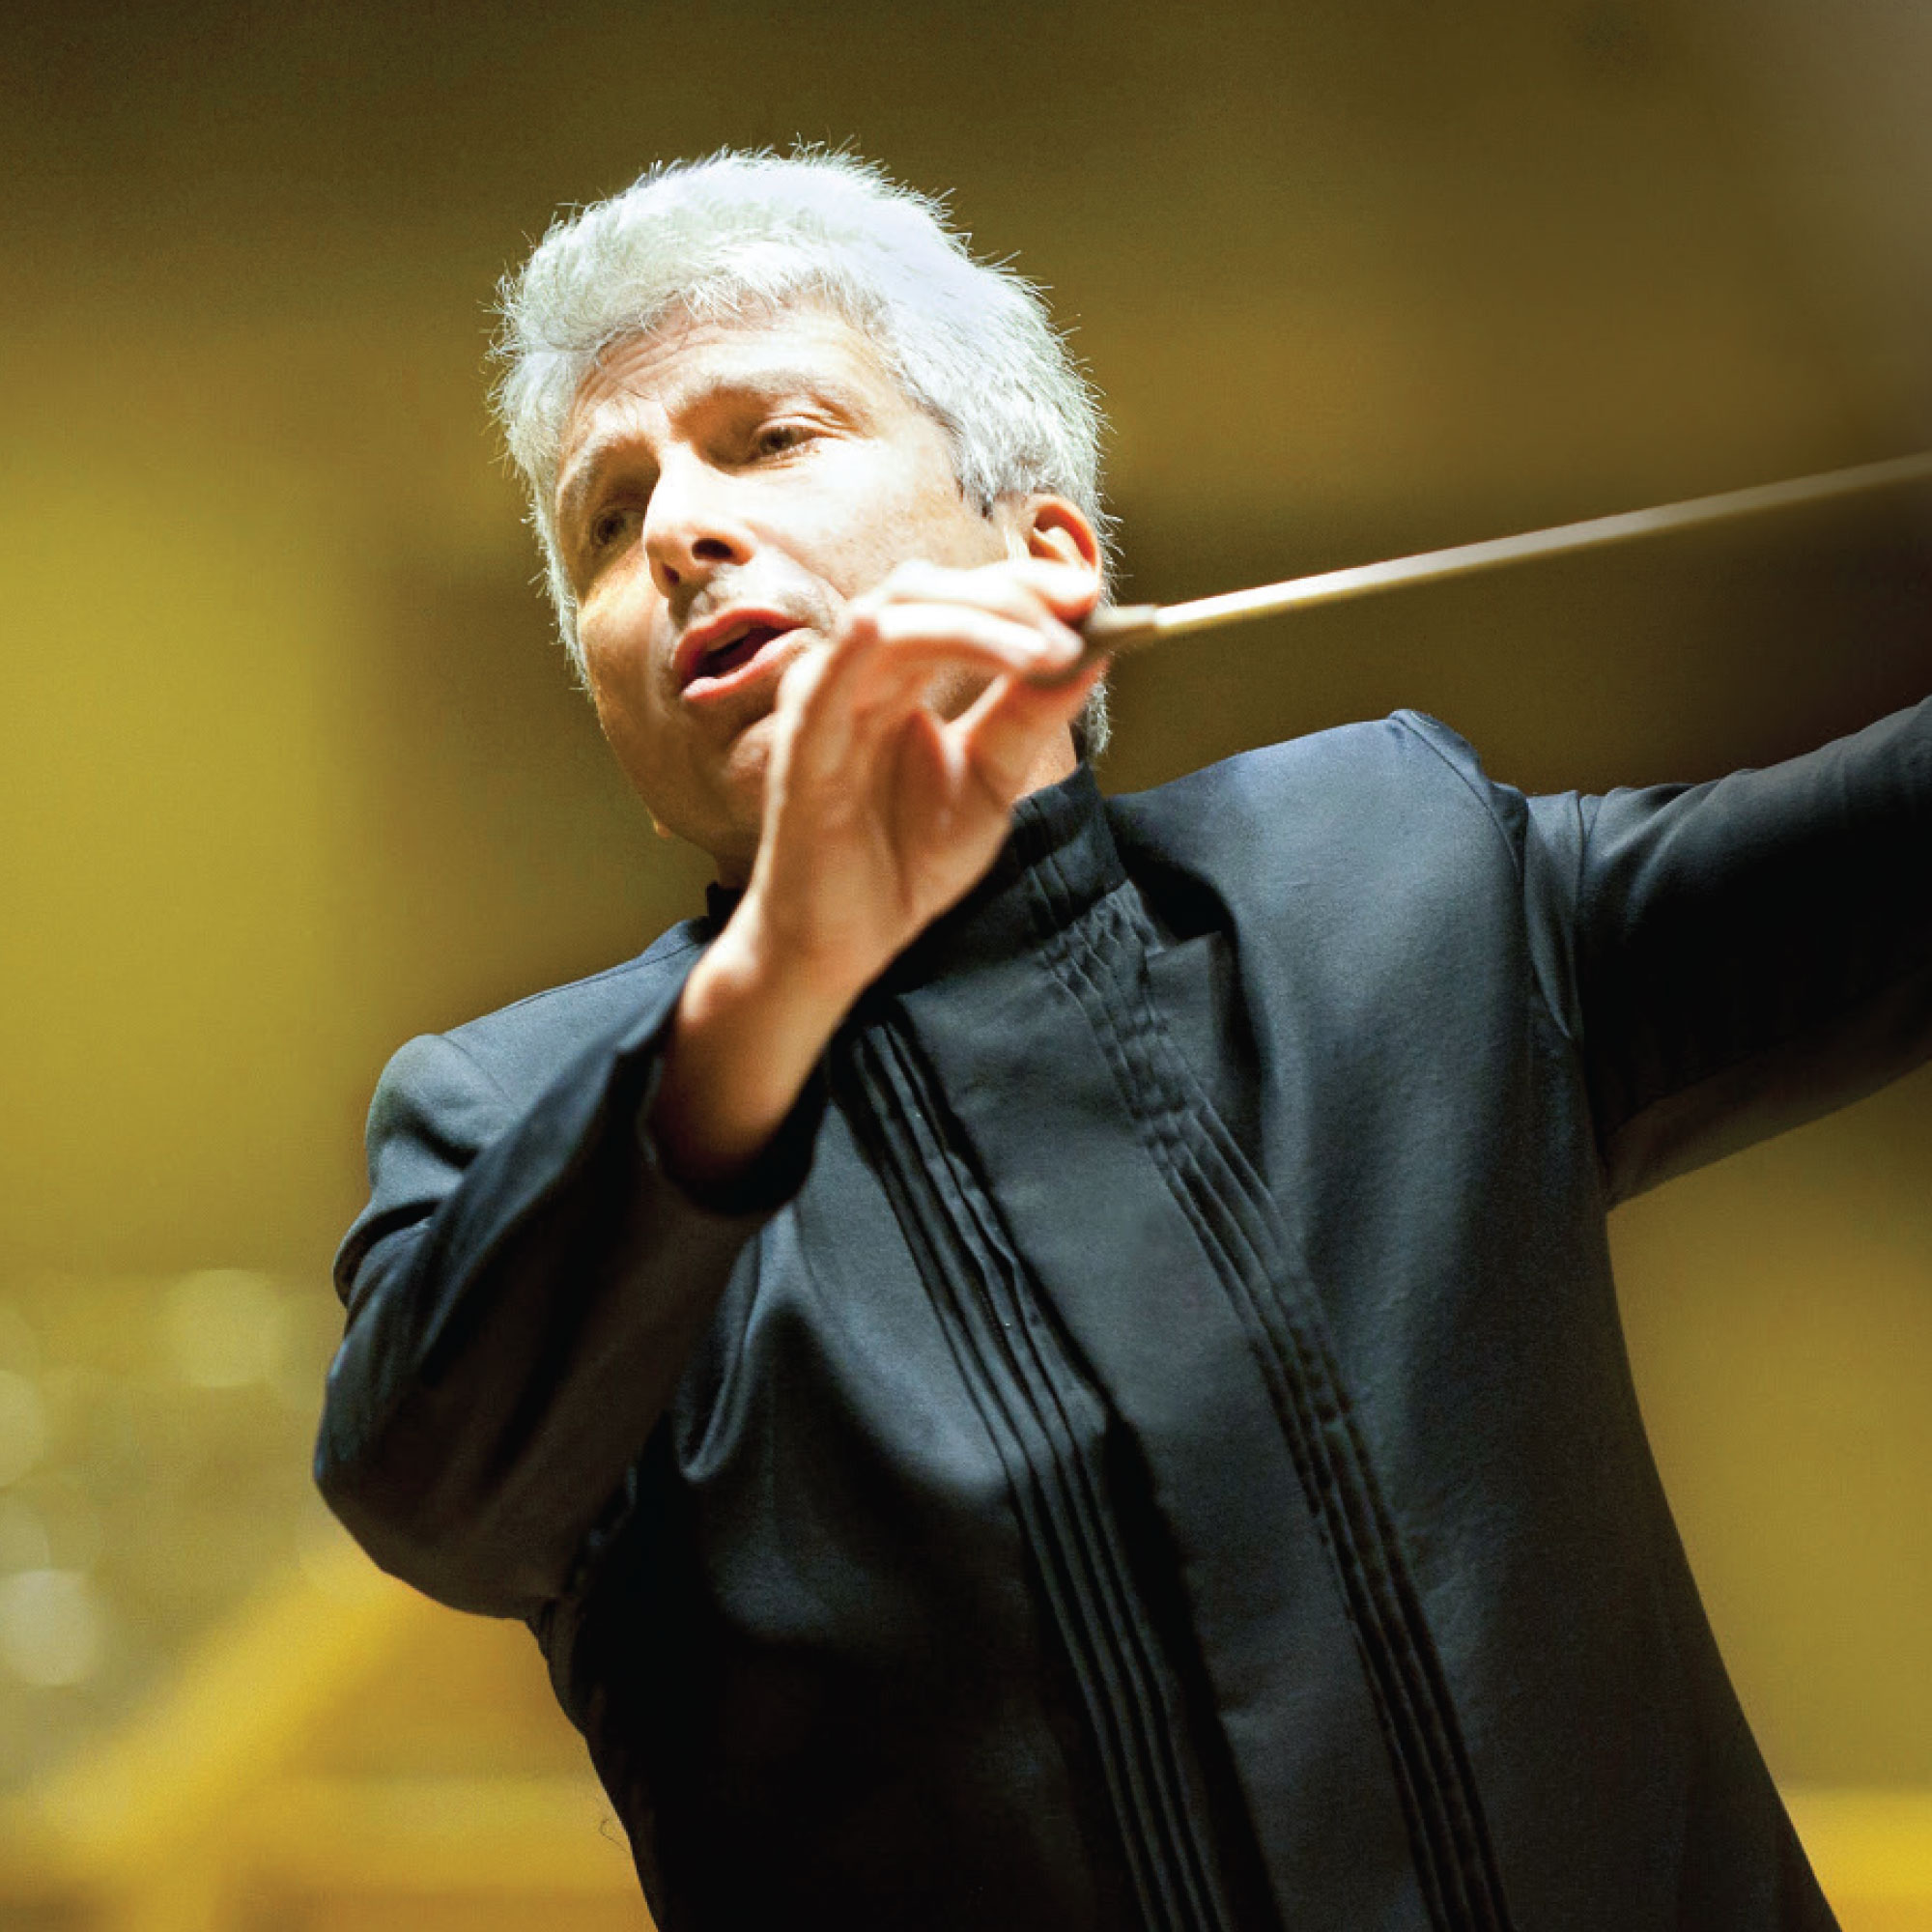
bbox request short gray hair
[491,148,1115,756]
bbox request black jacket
[319,704,1931,1929]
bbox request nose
[643,454,754,599]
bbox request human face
[554,306,1019,877]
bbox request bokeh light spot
[0,1373,48,1488]
[0,1569,105,1687]
[163,1268,280,1389]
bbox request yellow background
[1,1,1927,1924]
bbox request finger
[798,600,1081,753]
[861,600,1082,684]
[763,612,1010,796]
[996,557,1102,622]
[951,654,1108,807]
[776,576,1094,803]
[867,560,1099,647]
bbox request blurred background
[2,0,1929,1925]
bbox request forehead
[560,307,907,457]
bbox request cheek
[830,493,1002,587]
[582,632,661,760]
[586,673,689,822]
[898,469,1011,568]
[794,447,1003,584]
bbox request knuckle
[835,603,882,650]
[778,650,821,702]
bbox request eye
[587,504,640,552]
[753,421,810,458]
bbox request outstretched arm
[1526,696,1932,1203]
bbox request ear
[1004,495,1103,585]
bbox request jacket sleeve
[314,964,825,1618]
[1523,695,1932,1204]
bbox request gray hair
[491,148,1114,756]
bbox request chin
[723,712,778,792]
[698,729,775,875]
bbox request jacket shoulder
[1106,711,1523,876]
[334,920,708,1300]
[435,919,710,1106]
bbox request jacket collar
[885,760,1122,991]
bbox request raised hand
[650,556,1105,1187]
[744,556,1101,993]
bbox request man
[318,151,1927,1929]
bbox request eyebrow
[554,434,642,551]
[554,365,877,543]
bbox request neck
[1017,725,1081,800]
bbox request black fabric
[319,701,1932,1929]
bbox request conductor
[318,149,1927,1930]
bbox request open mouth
[693,623,786,684]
